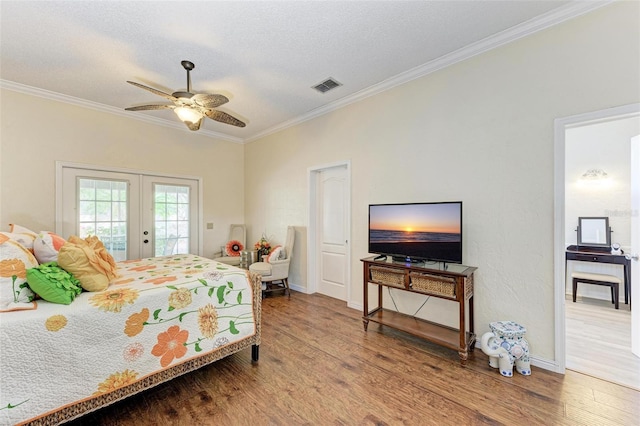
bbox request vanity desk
[565,245,631,306]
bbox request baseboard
[296,288,564,374]
[530,355,562,373]
[289,283,306,294]
[347,301,363,311]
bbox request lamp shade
[174,106,203,123]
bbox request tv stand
[361,256,477,364]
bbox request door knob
[143,231,149,235]
[143,239,149,244]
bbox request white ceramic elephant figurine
[480,321,531,377]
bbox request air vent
[312,77,342,93]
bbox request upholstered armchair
[249,226,295,297]
[213,224,246,266]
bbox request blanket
[0,254,258,425]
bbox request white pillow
[268,246,284,263]
[33,231,67,263]
[0,234,37,312]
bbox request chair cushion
[571,271,621,284]
[214,256,241,266]
[249,261,272,277]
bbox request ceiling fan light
[174,106,203,124]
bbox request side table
[240,250,258,269]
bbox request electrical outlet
[206,222,214,230]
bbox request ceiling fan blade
[127,81,178,102]
[125,104,175,111]
[192,93,229,109]
[204,110,246,128]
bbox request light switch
[206,222,214,230]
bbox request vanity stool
[572,271,621,309]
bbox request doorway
[308,161,351,302]
[554,104,640,389]
[56,162,201,260]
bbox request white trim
[0,80,244,144]
[55,160,201,181]
[347,301,363,312]
[307,160,352,301]
[289,283,306,294]
[553,103,640,375]
[1,1,611,145]
[531,355,561,373]
[244,1,612,143]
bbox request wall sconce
[581,169,608,180]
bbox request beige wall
[0,90,245,258]
[1,2,637,367]
[244,2,640,363]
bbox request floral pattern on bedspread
[0,254,256,425]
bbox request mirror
[577,217,611,247]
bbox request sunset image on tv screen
[369,203,461,243]
[369,202,462,262]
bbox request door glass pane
[154,184,190,256]
[78,178,128,261]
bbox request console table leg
[363,318,369,331]
[458,350,469,365]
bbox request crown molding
[245,0,613,143]
[0,80,244,143]
[1,1,612,145]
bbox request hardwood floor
[67,292,639,425]
[566,295,640,390]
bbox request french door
[57,164,200,260]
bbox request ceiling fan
[125,60,246,131]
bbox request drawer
[570,253,614,263]
[369,266,406,289]
[409,272,456,298]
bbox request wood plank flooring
[67,292,639,426]
[566,295,639,390]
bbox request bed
[0,254,261,425]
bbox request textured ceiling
[0,1,608,142]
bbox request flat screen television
[368,201,462,264]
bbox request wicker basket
[369,266,405,288]
[409,272,456,297]
[464,274,474,300]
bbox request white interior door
[631,135,639,357]
[317,166,349,301]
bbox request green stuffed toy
[26,262,83,305]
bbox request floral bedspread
[0,254,257,425]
